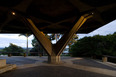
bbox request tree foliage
[31,37,45,55]
[70,32,116,57]
[31,33,78,55]
[68,34,78,52]
[19,33,32,38]
[3,43,24,56]
[30,34,55,55]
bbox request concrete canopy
[0,0,115,34]
[0,0,116,64]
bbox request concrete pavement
[0,56,116,77]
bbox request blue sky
[0,20,116,48]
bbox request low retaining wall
[0,59,6,68]
[0,64,16,74]
[0,59,16,74]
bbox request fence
[102,55,116,63]
[0,52,45,57]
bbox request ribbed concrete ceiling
[0,0,116,33]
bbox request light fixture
[11,11,16,15]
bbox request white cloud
[91,20,116,35]
[78,20,116,39]
[0,34,33,48]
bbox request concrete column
[48,56,60,64]
[23,14,92,64]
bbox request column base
[48,56,61,64]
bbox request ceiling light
[11,11,16,15]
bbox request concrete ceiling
[0,0,116,33]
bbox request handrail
[0,52,40,54]
[103,55,116,59]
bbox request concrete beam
[13,0,33,12]
[24,18,52,56]
[0,14,15,32]
[55,14,93,56]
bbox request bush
[3,43,24,56]
[70,33,116,57]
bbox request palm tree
[19,33,32,56]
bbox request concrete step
[0,59,6,68]
[0,64,16,74]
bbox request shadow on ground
[0,66,113,77]
[72,58,116,71]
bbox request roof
[0,0,116,33]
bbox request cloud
[90,20,116,35]
[0,34,33,48]
[0,34,33,41]
[78,20,116,39]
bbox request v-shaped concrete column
[24,14,92,64]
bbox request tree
[68,34,78,53]
[46,34,55,41]
[31,34,55,56]
[31,33,78,56]
[3,43,24,56]
[30,37,44,55]
[19,33,31,56]
[70,33,116,57]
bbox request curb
[0,64,17,74]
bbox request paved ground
[0,56,38,65]
[0,56,116,77]
[73,58,116,71]
[0,66,114,77]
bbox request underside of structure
[0,0,116,63]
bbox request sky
[0,34,33,48]
[0,20,116,48]
[78,20,116,39]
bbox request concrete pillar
[23,14,92,64]
[48,56,60,64]
[102,56,107,62]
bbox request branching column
[24,14,92,64]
